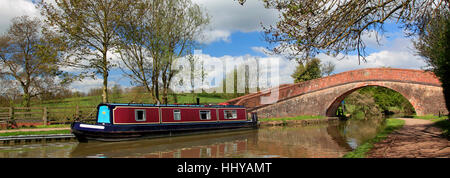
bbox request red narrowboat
[71,103,258,142]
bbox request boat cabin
[95,103,249,125]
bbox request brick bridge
[226,68,448,118]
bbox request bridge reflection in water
[0,119,387,158]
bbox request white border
[80,124,105,130]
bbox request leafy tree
[345,91,382,119]
[116,0,209,104]
[359,86,415,114]
[0,16,70,107]
[291,58,321,83]
[38,0,128,103]
[414,12,450,114]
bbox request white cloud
[199,29,232,44]
[317,37,427,74]
[69,77,119,94]
[69,78,103,93]
[251,46,270,55]
[250,34,427,81]
[194,0,279,44]
[361,30,388,49]
[0,0,41,34]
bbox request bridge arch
[325,83,418,117]
[226,68,448,118]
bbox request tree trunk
[152,73,160,104]
[102,73,108,103]
[22,85,31,107]
[162,70,168,104]
[23,93,31,107]
[162,87,168,104]
[102,54,109,103]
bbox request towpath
[368,118,449,158]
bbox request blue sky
[200,31,269,57]
[0,0,428,93]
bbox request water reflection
[71,130,255,158]
[0,142,76,158]
[337,118,386,149]
[0,118,387,158]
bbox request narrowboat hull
[71,121,258,142]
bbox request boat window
[135,109,146,121]
[224,110,237,119]
[199,110,211,120]
[173,109,181,120]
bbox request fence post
[8,107,14,128]
[75,105,80,121]
[43,107,48,126]
[8,107,13,120]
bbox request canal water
[0,118,387,158]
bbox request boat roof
[101,103,245,108]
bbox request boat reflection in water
[70,122,355,158]
[71,129,256,158]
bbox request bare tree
[0,16,70,107]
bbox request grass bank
[0,130,71,137]
[0,124,71,137]
[412,115,449,138]
[343,118,405,158]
